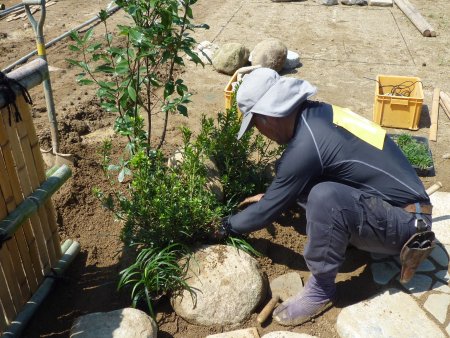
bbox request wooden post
[394,0,436,37]
[440,91,450,120]
[429,88,440,142]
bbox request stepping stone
[430,244,449,268]
[370,261,399,285]
[436,270,450,282]
[430,192,450,245]
[206,327,260,338]
[416,259,435,272]
[262,332,317,338]
[70,308,157,338]
[424,293,450,323]
[393,256,434,272]
[368,0,392,6]
[432,281,450,294]
[336,288,445,338]
[400,274,433,298]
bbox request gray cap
[236,68,317,139]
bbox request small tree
[67,0,207,156]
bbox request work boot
[400,231,436,284]
[273,274,336,326]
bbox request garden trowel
[257,272,303,324]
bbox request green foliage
[197,91,283,212]
[97,129,223,248]
[71,1,282,314]
[118,243,194,319]
[66,0,208,152]
[393,134,433,170]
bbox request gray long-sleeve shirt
[229,101,429,234]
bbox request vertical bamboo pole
[20,97,62,260]
[0,265,16,329]
[0,115,49,284]
[0,155,34,307]
[14,96,57,269]
[0,109,40,296]
[0,181,23,318]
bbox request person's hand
[238,193,264,208]
[207,217,232,242]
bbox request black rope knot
[0,71,33,126]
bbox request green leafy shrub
[197,90,283,213]
[97,128,223,248]
[393,134,433,170]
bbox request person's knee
[306,182,356,225]
[307,182,340,208]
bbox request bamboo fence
[0,93,62,333]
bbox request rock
[206,327,260,338]
[167,149,224,202]
[262,332,317,338]
[212,43,250,75]
[204,157,224,202]
[336,288,445,338]
[171,245,267,326]
[251,38,287,72]
[424,293,450,324]
[283,50,301,70]
[194,40,219,65]
[321,0,338,5]
[341,0,368,5]
[70,308,157,338]
[400,274,433,298]
[167,148,184,168]
[368,0,392,6]
[370,261,399,285]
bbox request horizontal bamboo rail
[0,59,48,108]
[0,165,72,238]
[1,239,81,337]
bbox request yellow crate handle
[390,98,409,106]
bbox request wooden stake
[429,88,440,142]
[394,0,436,37]
[440,91,450,120]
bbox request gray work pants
[303,182,431,279]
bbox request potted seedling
[391,133,434,176]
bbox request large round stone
[70,308,157,338]
[212,43,250,75]
[171,245,266,326]
[251,38,287,72]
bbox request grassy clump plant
[393,133,433,170]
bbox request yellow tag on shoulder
[332,105,386,150]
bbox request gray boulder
[251,38,287,72]
[70,308,157,338]
[322,0,338,5]
[171,245,267,326]
[212,43,250,75]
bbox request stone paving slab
[206,327,260,338]
[336,288,446,337]
[361,192,450,336]
[368,0,393,6]
[261,333,316,338]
